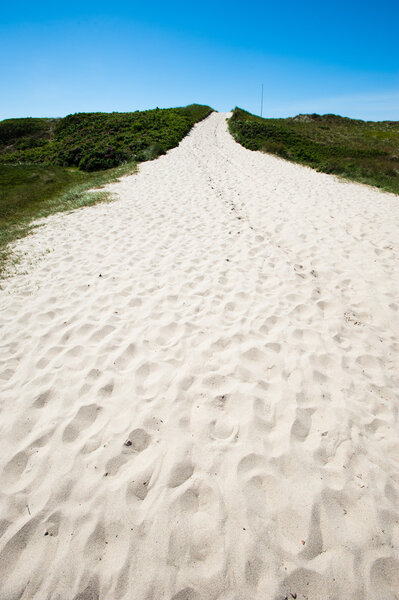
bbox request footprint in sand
[209,415,238,441]
[62,404,101,443]
[124,428,151,453]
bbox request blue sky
[1,0,398,120]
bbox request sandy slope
[0,112,399,600]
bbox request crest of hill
[291,113,356,123]
[291,113,398,126]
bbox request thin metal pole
[261,84,264,118]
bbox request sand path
[1,112,399,600]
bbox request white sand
[1,112,399,600]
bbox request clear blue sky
[1,0,398,121]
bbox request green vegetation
[0,161,137,274]
[0,117,57,152]
[228,107,399,194]
[0,104,213,171]
[0,104,212,275]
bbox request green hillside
[228,107,399,194]
[0,104,213,171]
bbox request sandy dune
[1,112,399,600]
